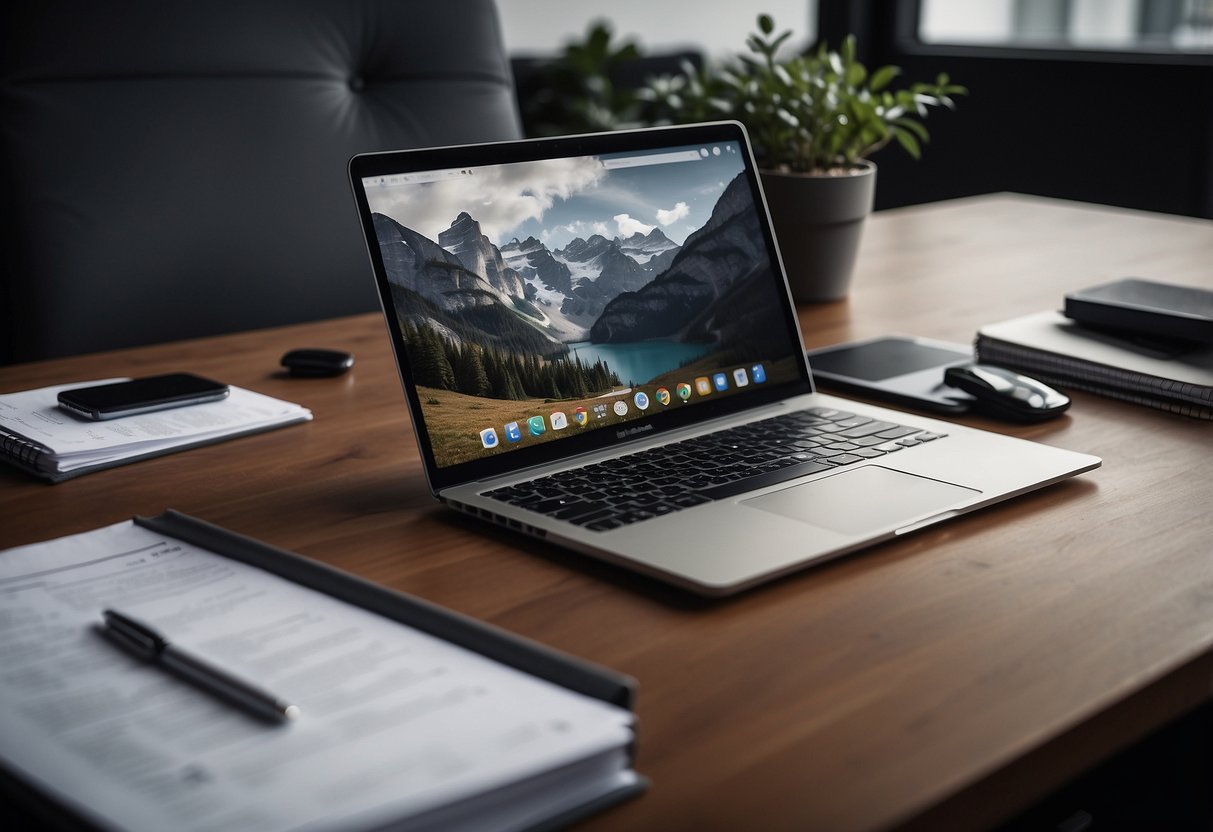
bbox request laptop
[348,121,1100,596]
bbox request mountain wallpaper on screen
[372,170,790,403]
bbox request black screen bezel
[348,122,813,494]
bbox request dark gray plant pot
[760,161,876,303]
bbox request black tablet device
[806,336,975,414]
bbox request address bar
[602,150,703,170]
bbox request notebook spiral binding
[0,431,49,467]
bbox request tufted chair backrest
[0,0,522,363]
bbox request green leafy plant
[517,21,644,136]
[640,15,966,173]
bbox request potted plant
[640,15,966,302]
[514,21,703,138]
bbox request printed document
[0,522,635,832]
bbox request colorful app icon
[550,411,568,430]
[733,367,749,387]
[613,400,628,416]
[655,387,671,406]
[634,391,650,410]
[573,406,588,426]
[504,421,522,443]
[713,372,729,391]
[676,382,692,401]
[751,363,767,384]
[527,415,545,436]
[695,376,712,396]
[479,427,499,449]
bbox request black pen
[98,608,300,724]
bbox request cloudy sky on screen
[367,142,746,251]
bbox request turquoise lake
[568,340,711,386]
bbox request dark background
[818,0,1213,218]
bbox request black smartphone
[806,336,975,414]
[57,373,230,420]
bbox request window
[919,0,1213,53]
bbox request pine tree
[455,344,491,397]
[522,353,541,398]
[570,357,589,398]
[505,359,526,400]
[412,326,455,390]
[484,349,507,399]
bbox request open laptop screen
[351,123,811,486]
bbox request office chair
[0,0,522,364]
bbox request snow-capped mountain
[501,229,684,340]
[617,228,680,267]
[498,236,590,339]
[375,209,695,348]
[591,172,782,350]
[501,236,573,295]
[555,234,647,292]
[438,212,527,300]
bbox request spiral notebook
[0,380,312,481]
[975,311,1213,419]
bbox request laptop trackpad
[742,465,980,535]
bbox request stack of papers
[0,380,312,481]
[0,519,641,832]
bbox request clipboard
[0,510,647,831]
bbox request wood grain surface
[3,194,1211,831]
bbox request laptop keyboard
[482,407,947,532]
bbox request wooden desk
[3,194,1212,830]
